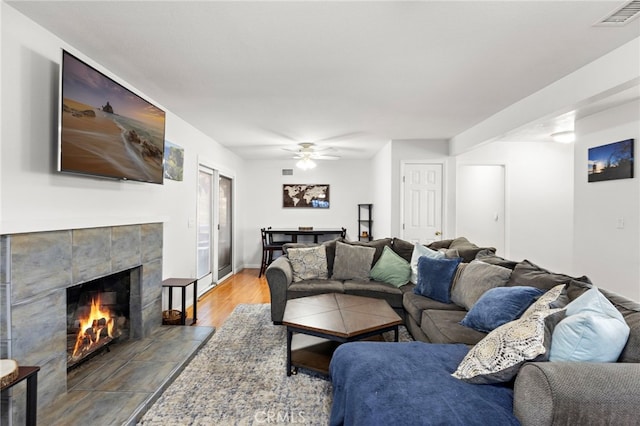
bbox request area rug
[138,303,411,425]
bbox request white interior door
[402,163,443,244]
[456,164,506,255]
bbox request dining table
[265,228,345,243]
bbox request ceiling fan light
[551,131,575,143]
[296,158,316,170]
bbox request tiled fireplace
[0,223,163,424]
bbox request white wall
[371,142,392,238]
[1,4,245,279]
[574,100,640,300]
[240,159,371,268]
[456,140,575,273]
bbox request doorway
[456,164,506,256]
[401,163,443,244]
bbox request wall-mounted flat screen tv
[58,50,166,184]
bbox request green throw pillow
[370,246,411,287]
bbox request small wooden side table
[0,366,40,426]
[162,278,198,325]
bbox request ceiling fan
[284,142,340,170]
[288,143,341,160]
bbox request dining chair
[259,227,285,277]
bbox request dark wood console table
[162,278,198,325]
[1,366,40,426]
[265,228,345,243]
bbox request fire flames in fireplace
[67,269,132,370]
[68,293,124,367]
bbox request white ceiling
[6,1,640,160]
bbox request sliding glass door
[218,175,233,279]
[197,165,234,293]
[197,166,214,293]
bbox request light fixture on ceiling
[296,156,317,170]
[551,131,576,144]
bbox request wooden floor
[186,268,271,329]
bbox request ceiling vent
[595,0,640,26]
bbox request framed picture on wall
[164,140,184,181]
[588,139,634,183]
[283,184,330,208]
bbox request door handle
[435,231,441,236]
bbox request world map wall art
[283,184,330,208]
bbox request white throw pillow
[409,243,444,284]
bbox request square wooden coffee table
[282,293,402,376]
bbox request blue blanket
[329,342,520,426]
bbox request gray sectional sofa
[265,236,491,325]
[266,236,640,425]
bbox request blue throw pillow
[413,255,462,303]
[460,286,546,333]
[410,243,444,284]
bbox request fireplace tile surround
[0,223,164,424]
